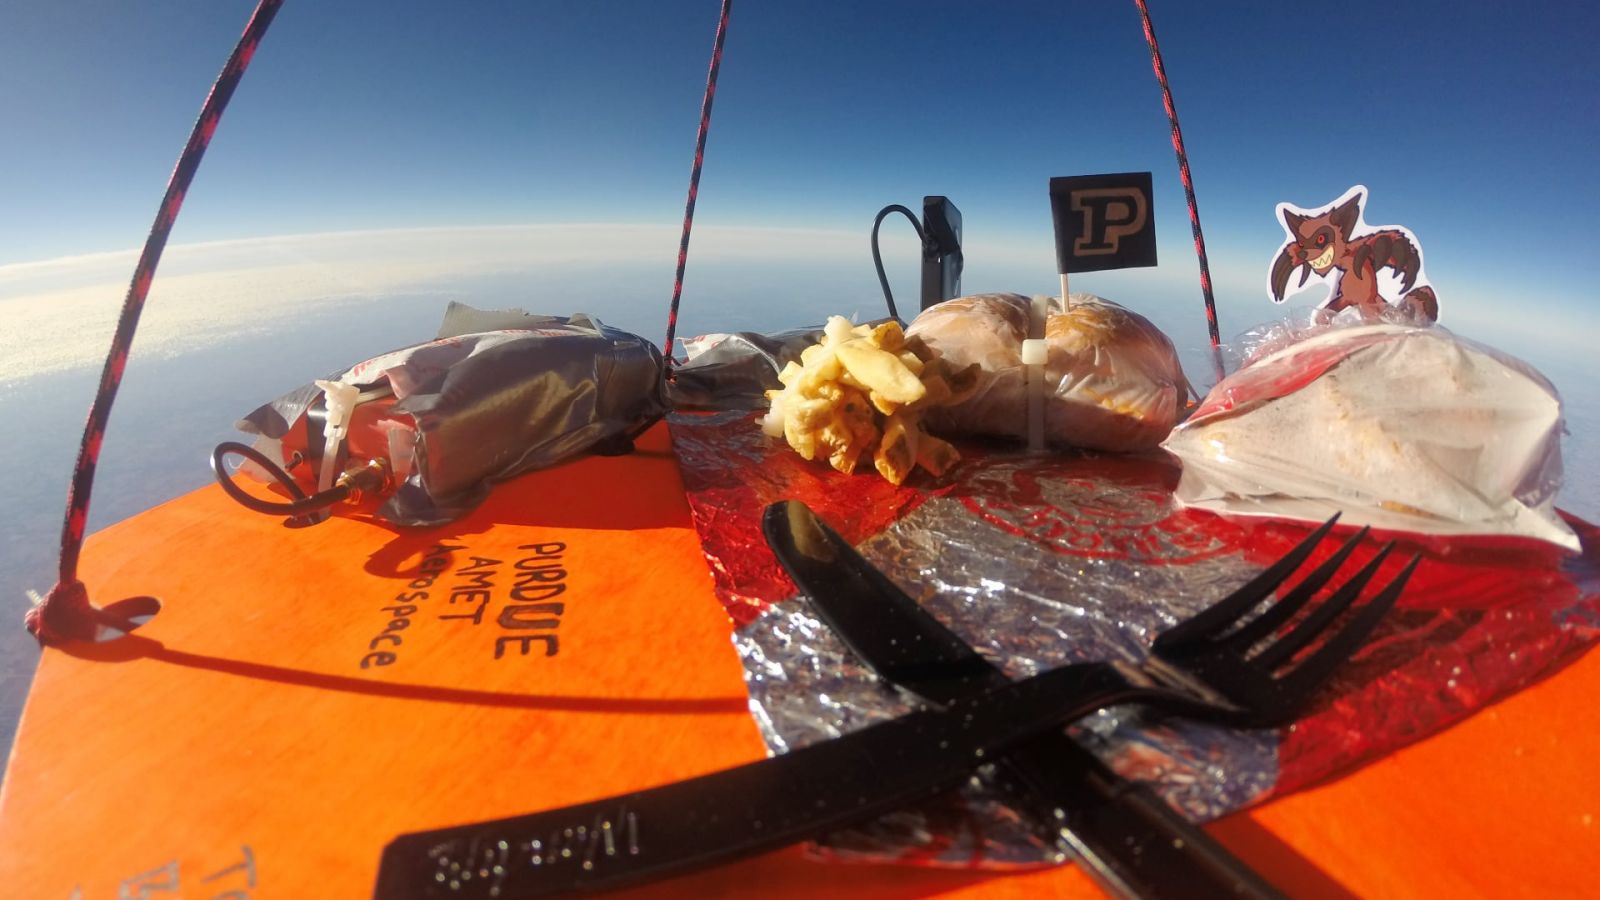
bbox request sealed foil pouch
[237,303,666,526]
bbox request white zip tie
[1024,295,1051,453]
[313,379,361,494]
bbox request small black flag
[1049,172,1157,274]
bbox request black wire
[211,441,350,517]
[870,204,925,322]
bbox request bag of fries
[760,317,978,485]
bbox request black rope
[211,441,350,518]
[870,204,926,322]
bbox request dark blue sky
[3,1,1597,321]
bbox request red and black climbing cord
[1134,0,1226,381]
[27,0,284,644]
[662,0,733,367]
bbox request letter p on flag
[1050,173,1157,274]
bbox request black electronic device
[919,195,963,310]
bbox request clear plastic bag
[1163,319,1578,551]
[907,293,1188,452]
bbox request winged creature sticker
[1268,185,1438,322]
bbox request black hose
[211,441,350,517]
[870,204,925,322]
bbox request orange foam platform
[2,424,1594,897]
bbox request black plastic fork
[1145,515,1419,726]
[374,518,1421,898]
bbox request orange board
[1,422,1596,897]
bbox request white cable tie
[1024,295,1050,453]
[313,379,361,494]
[1021,338,1049,366]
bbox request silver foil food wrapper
[670,409,1600,869]
[238,304,666,526]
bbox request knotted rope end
[24,579,101,646]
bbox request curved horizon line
[0,221,933,276]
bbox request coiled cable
[211,441,351,518]
[870,204,926,322]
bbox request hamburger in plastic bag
[906,292,1187,452]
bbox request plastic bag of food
[757,317,978,485]
[906,292,1188,452]
[1163,321,1578,551]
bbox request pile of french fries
[761,316,978,484]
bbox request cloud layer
[3,223,1593,388]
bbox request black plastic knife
[373,615,1169,896]
[368,510,1281,899]
[763,499,1285,900]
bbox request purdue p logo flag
[1049,172,1158,274]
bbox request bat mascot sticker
[1268,185,1438,322]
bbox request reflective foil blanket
[669,410,1600,868]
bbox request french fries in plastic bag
[760,317,978,484]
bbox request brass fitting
[336,457,392,504]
